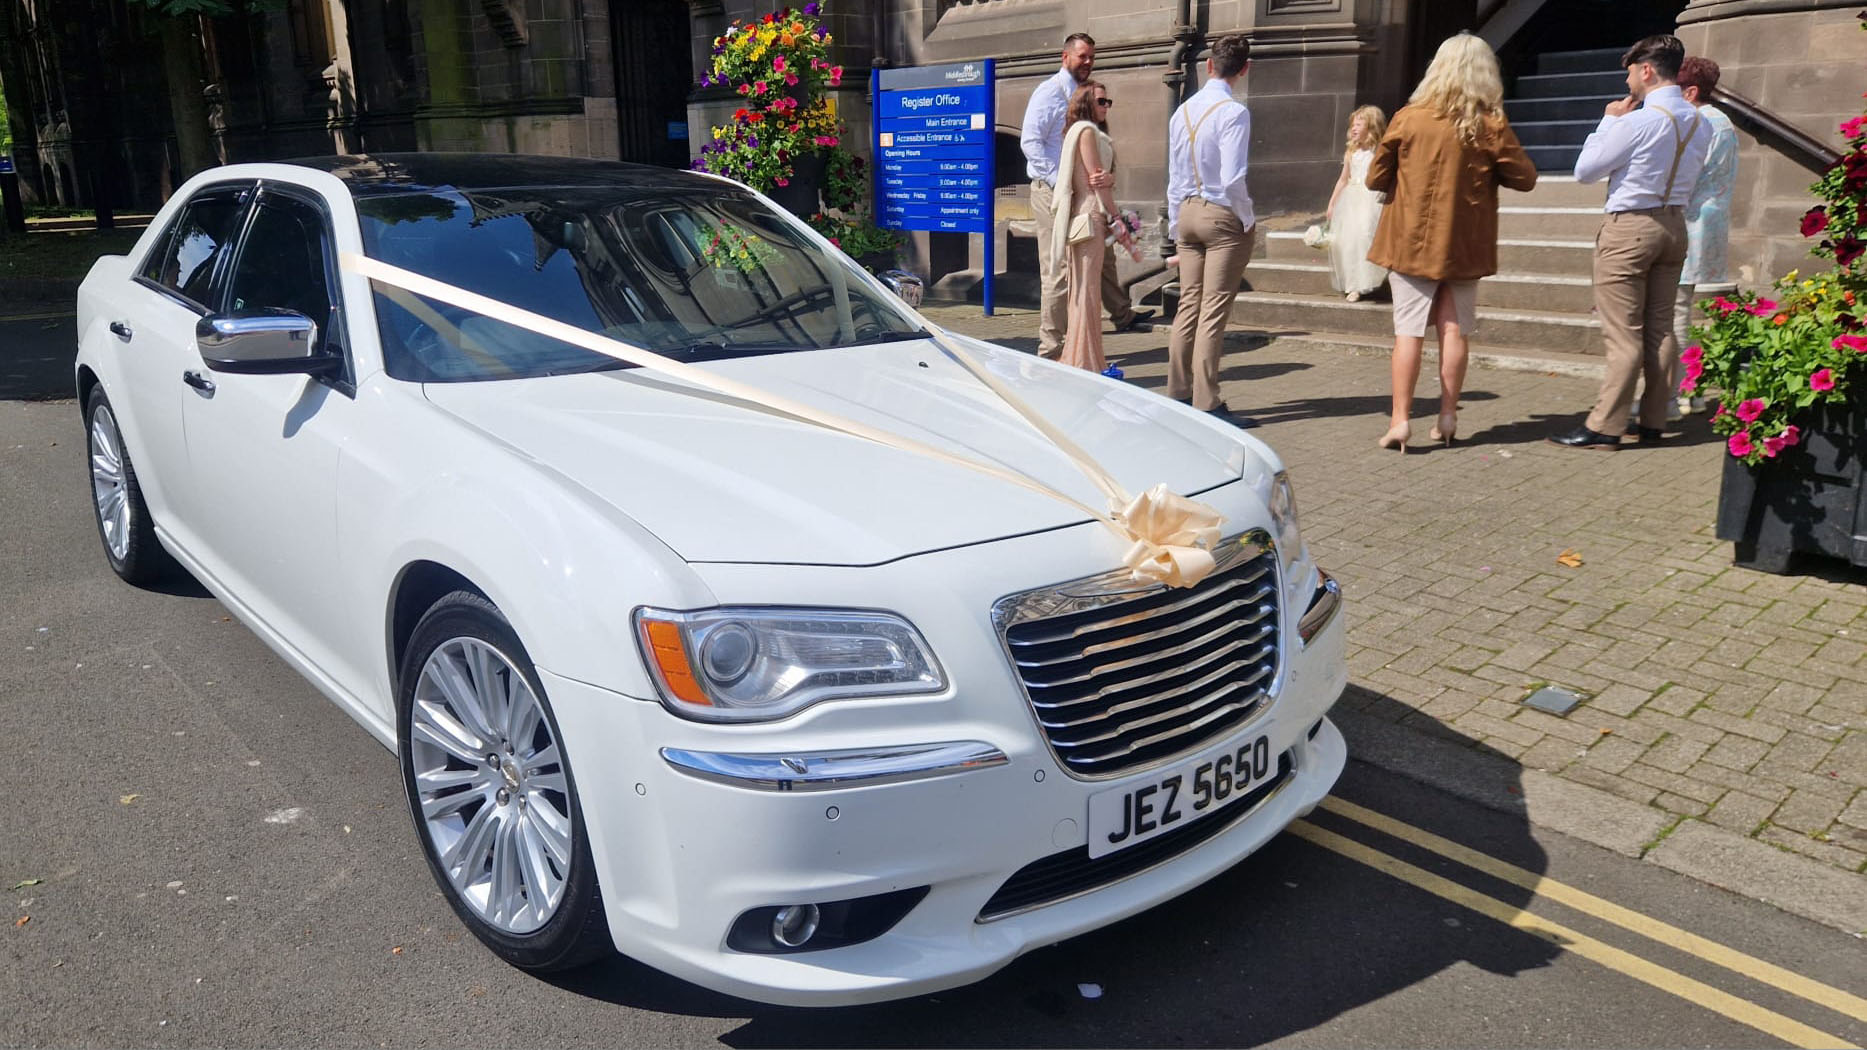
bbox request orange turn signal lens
[640,618,712,706]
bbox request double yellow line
[1293,797,1865,1049]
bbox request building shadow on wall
[547,684,1558,1045]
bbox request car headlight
[1268,470,1304,567]
[633,607,946,722]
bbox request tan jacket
[1365,105,1538,281]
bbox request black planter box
[1714,398,1867,573]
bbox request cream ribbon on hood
[338,252,1226,588]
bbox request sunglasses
[1096,98,1114,107]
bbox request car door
[113,182,254,546]
[179,182,363,693]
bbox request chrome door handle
[182,370,216,395]
[108,321,133,341]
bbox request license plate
[1086,729,1275,859]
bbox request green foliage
[0,78,11,154]
[1686,57,1867,465]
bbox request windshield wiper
[840,328,932,348]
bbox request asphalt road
[3,396,1865,1048]
[0,311,79,401]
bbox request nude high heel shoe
[1377,422,1410,452]
[1429,411,1458,448]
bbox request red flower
[1842,114,1866,140]
[1744,298,1779,317]
[1810,368,1836,392]
[734,108,749,121]
[1835,237,1864,267]
[1800,206,1829,237]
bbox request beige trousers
[1586,208,1687,436]
[1031,180,1134,359]
[1168,198,1253,411]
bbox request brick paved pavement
[926,304,1867,889]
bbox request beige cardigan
[1050,120,1116,266]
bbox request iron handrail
[1711,84,1843,174]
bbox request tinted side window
[144,189,249,308]
[226,194,337,342]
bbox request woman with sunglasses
[1050,80,1133,373]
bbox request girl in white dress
[1326,105,1389,301]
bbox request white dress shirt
[1020,67,1079,185]
[1167,78,1255,237]
[1574,85,1713,213]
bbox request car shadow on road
[548,685,1558,1046]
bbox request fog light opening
[771,904,821,948]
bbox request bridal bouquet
[1106,209,1145,262]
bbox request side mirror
[196,310,340,376]
[878,269,924,309]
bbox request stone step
[1258,230,1597,273]
[1506,94,1620,123]
[1512,119,1602,146]
[1534,47,1627,75]
[1241,331,1608,381]
[1226,290,1602,354]
[1513,70,1626,99]
[1243,260,1597,312]
[1525,144,1585,174]
[1517,175,1606,209]
[1499,204,1603,238]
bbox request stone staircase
[1227,173,1608,365]
[1217,47,1631,368]
[1505,46,1627,172]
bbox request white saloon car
[75,155,1347,1006]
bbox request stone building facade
[1675,0,1867,286]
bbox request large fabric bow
[1115,483,1224,588]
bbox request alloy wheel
[409,636,573,934]
[89,404,131,563]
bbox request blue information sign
[873,60,996,314]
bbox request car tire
[84,385,174,585]
[396,589,611,973]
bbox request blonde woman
[1325,105,1390,301]
[1051,80,1133,373]
[1366,33,1537,450]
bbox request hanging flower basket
[691,4,901,266]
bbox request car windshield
[354,183,925,382]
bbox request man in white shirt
[1020,32,1150,360]
[1165,33,1256,427]
[1551,34,1712,450]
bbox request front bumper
[538,551,1348,1006]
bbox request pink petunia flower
[772,55,786,72]
[1735,398,1768,423]
[1744,298,1779,317]
[1728,431,1755,457]
[1834,334,1867,352]
[1810,368,1836,392]
[1781,424,1801,447]
[1711,296,1739,314]
[753,80,768,94]
[1680,343,1704,365]
[1842,114,1866,139]
[1680,358,1704,391]
[784,73,799,86]
[1761,435,1787,458]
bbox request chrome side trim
[1297,570,1342,647]
[659,740,1009,792]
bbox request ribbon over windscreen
[337,252,1228,588]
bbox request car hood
[421,337,1249,565]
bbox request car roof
[279,153,715,197]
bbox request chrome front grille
[993,533,1281,780]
